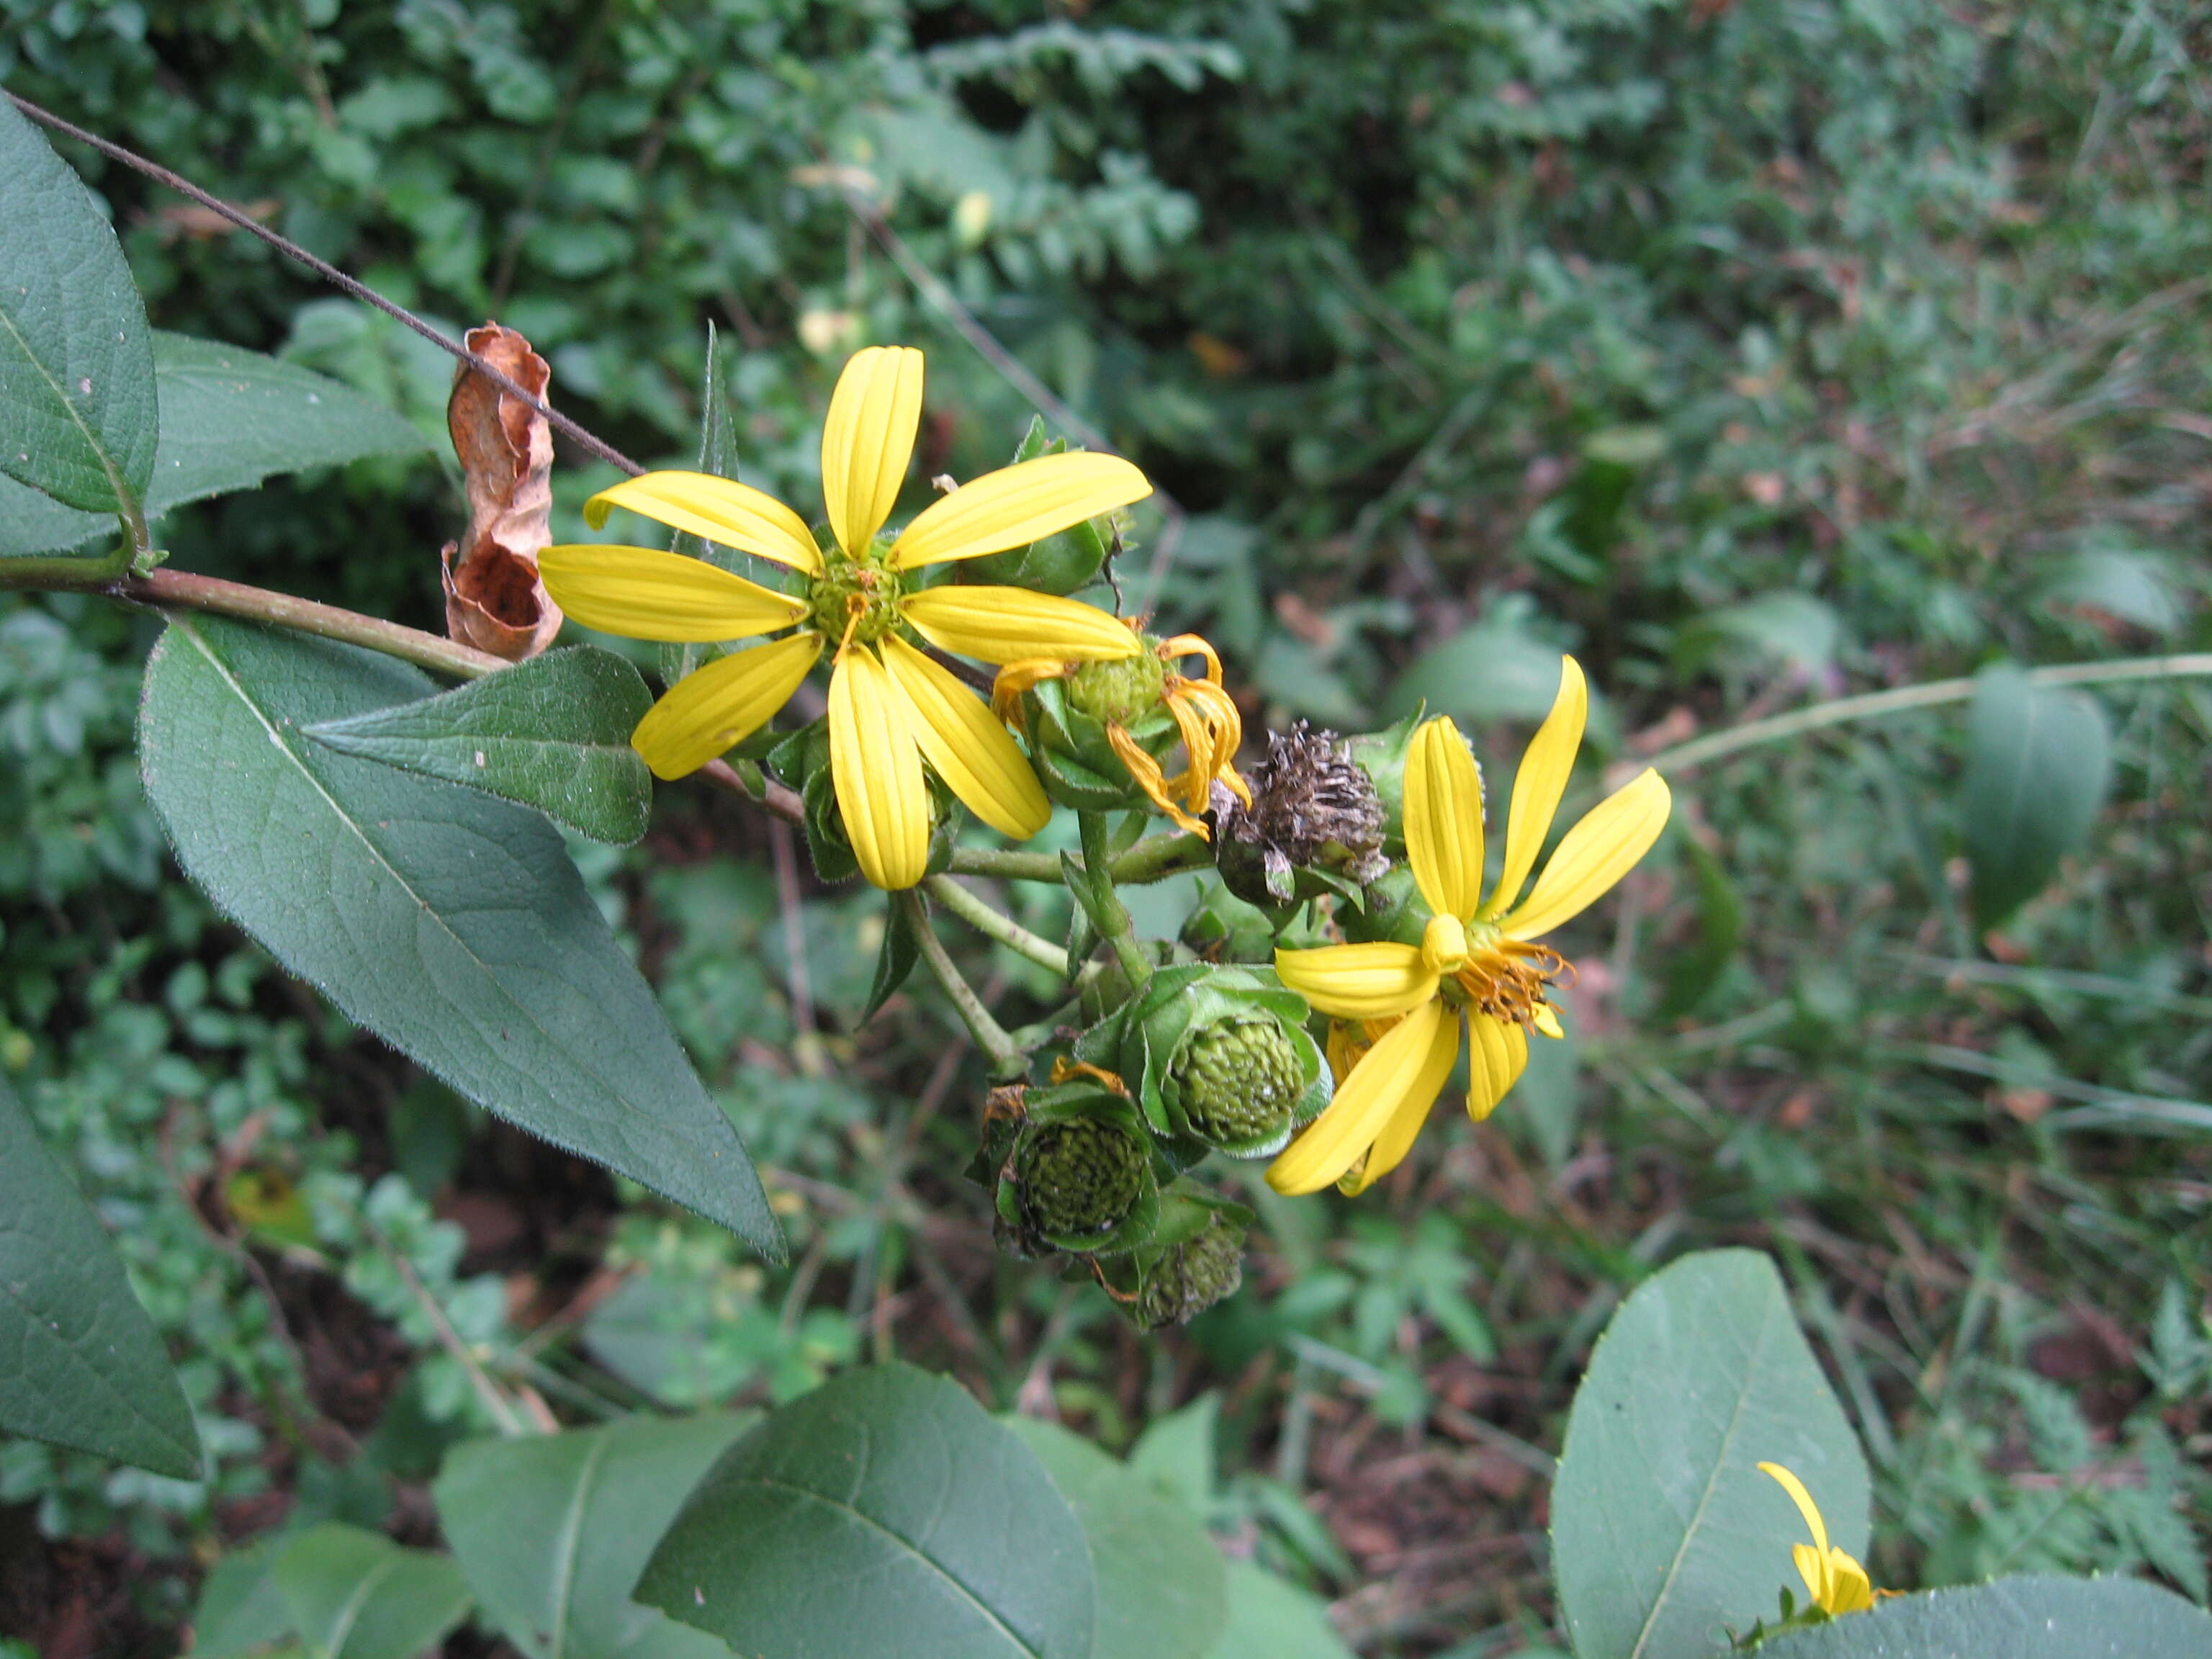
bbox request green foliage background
[1,0,2208,1652]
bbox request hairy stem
[924,875,1071,978]
[902,890,1027,1078]
[949,829,1209,886]
[1644,652,2212,778]
[1076,811,1154,990]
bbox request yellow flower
[538,346,1153,889]
[1758,1461,1876,1616]
[993,630,1252,837]
[1266,657,1670,1195]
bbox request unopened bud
[1133,1211,1246,1331]
[1169,1014,1305,1149]
[1012,1115,1147,1248]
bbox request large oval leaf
[138,613,781,1259]
[637,1364,1096,1659]
[0,95,157,514]
[1005,1416,1228,1659]
[307,647,654,845]
[271,1523,471,1659]
[1963,664,2113,930]
[434,1413,750,1659]
[1550,1249,1869,1659]
[1,331,430,559]
[0,1072,201,1478]
[1756,1573,2212,1659]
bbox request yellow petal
[1267,999,1451,1195]
[1758,1462,1835,1557]
[1485,655,1587,918]
[902,586,1140,665]
[889,451,1152,568]
[539,545,809,643]
[879,635,1050,840]
[1465,1014,1529,1122]
[630,634,821,781]
[583,472,821,573]
[821,346,924,555]
[1500,768,1671,941]
[1274,943,1439,1020]
[1824,1551,1874,1614]
[1791,1543,1830,1609]
[1404,716,1485,922]
[828,645,930,889]
[1339,1010,1463,1195]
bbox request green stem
[1076,810,1154,990]
[922,875,1070,978]
[948,829,1210,886]
[1645,652,2212,778]
[901,889,1027,1079]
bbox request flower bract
[537,346,1153,889]
[1267,656,1671,1195]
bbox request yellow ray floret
[1267,656,1671,1194]
[1758,1462,1876,1616]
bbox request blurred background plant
[1,0,2207,1652]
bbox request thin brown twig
[5,91,644,478]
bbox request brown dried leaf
[443,322,562,660]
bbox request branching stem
[902,889,1028,1078]
[950,830,1209,886]
[923,876,1070,978]
[1076,811,1154,990]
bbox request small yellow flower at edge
[536,347,1153,890]
[1758,1461,1876,1616]
[1266,656,1671,1195]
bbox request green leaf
[305,647,654,845]
[1386,606,1572,726]
[1755,1574,2212,1659]
[187,1540,295,1659]
[138,615,783,1260]
[1550,1249,1869,1659]
[662,319,746,686]
[637,1364,1095,1659]
[1004,1416,1228,1659]
[0,95,157,513]
[1,333,430,558]
[1206,1562,1354,1659]
[434,1415,750,1659]
[270,1523,471,1659]
[1962,665,2113,930]
[0,1071,201,1479]
[861,888,924,1021]
[1127,1393,1218,1518]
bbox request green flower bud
[1018,656,1180,816]
[976,1079,1161,1258]
[1015,1117,1146,1244]
[1213,721,1389,907]
[1170,1014,1306,1149]
[1135,1211,1246,1330]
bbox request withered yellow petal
[540,545,808,643]
[902,586,1140,666]
[1465,1014,1529,1123]
[1501,768,1671,941]
[1485,655,1588,919]
[1273,943,1438,1020]
[1339,1010,1464,1195]
[821,346,923,555]
[889,451,1152,569]
[630,634,821,781]
[1404,716,1485,922]
[879,636,1050,841]
[583,472,821,573]
[1268,999,1452,1196]
[828,645,930,890]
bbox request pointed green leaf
[270,1524,470,1659]
[0,94,157,513]
[1005,1416,1228,1659]
[1963,665,2113,929]
[138,615,783,1260]
[434,1414,750,1659]
[306,647,654,845]
[0,1071,201,1479]
[1206,1562,1354,1659]
[1756,1574,2212,1659]
[638,1364,1095,1659]
[186,1539,295,1658]
[1550,1249,1869,1659]
[1,332,429,559]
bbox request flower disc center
[809,544,906,644]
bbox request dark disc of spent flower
[1170,1013,1304,1147]
[1012,1115,1146,1246]
[1213,720,1388,905]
